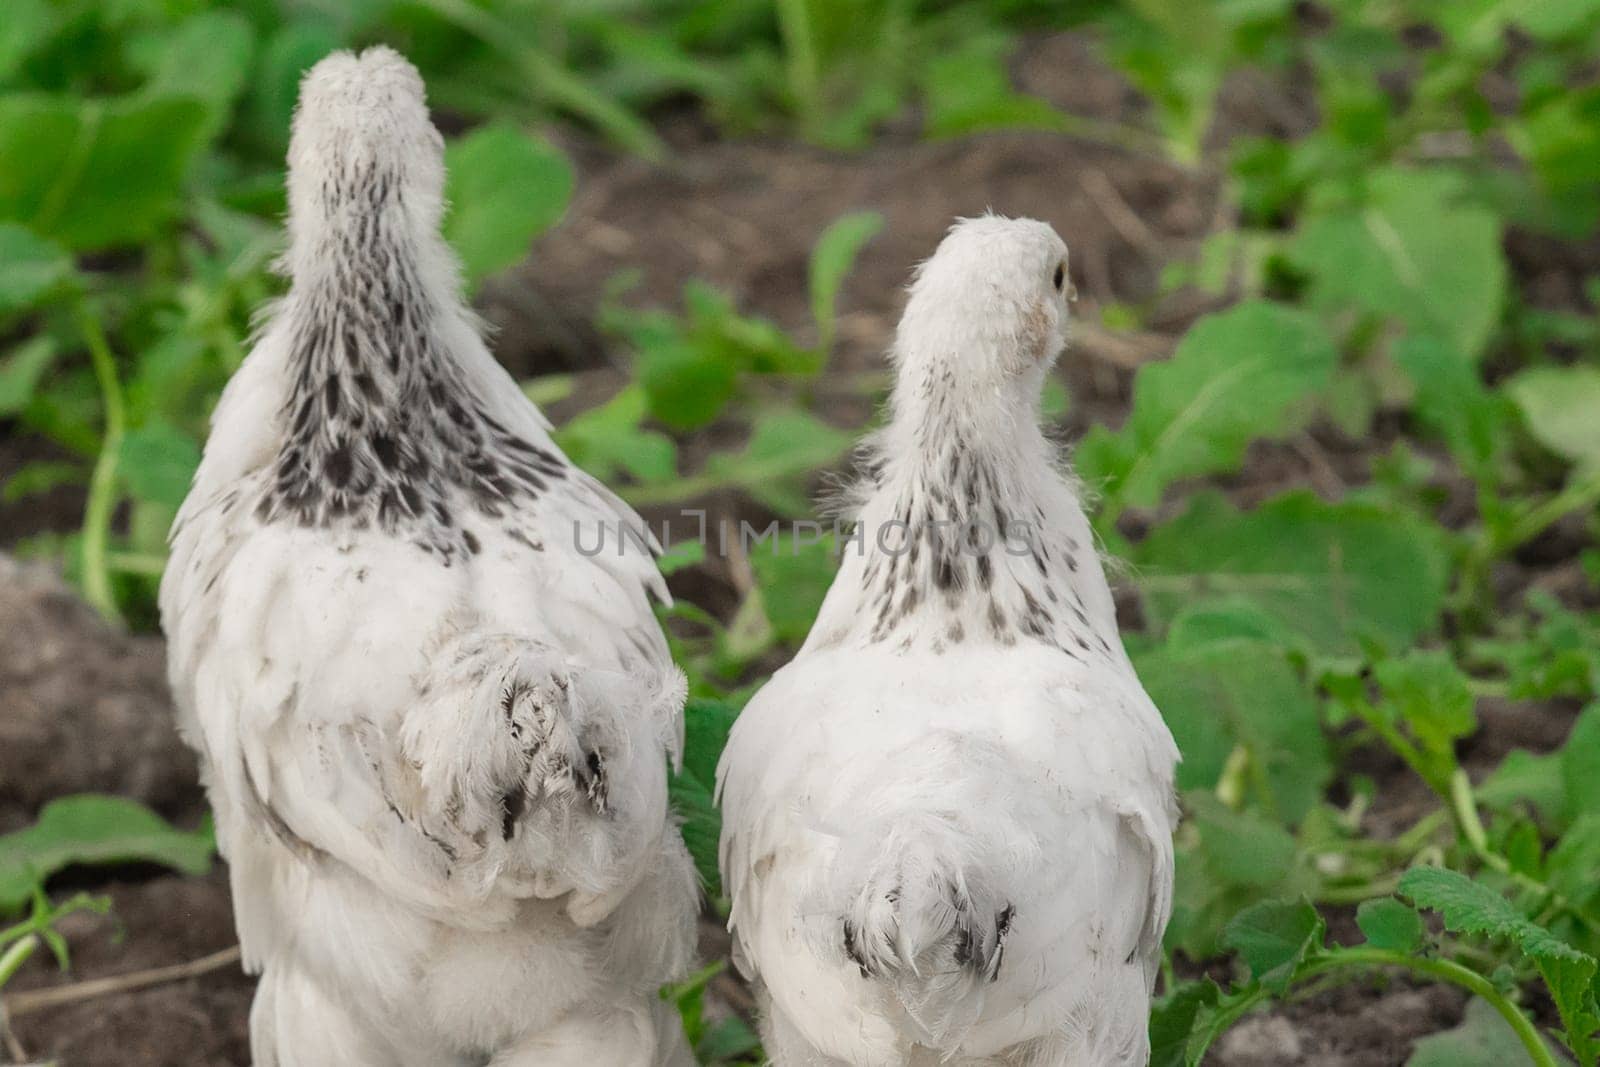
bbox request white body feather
[717,217,1179,1066]
[160,49,695,1066]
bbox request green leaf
[1148,979,1222,1067]
[1356,897,1425,953]
[118,421,201,509]
[637,335,740,431]
[696,1015,762,1061]
[1075,301,1337,512]
[443,123,574,290]
[1222,898,1326,993]
[702,410,853,515]
[555,385,678,486]
[1517,87,1600,234]
[1289,169,1506,361]
[809,210,882,354]
[921,36,1067,139]
[1198,804,1300,890]
[1479,749,1565,824]
[1394,333,1507,481]
[1134,637,1329,823]
[1506,365,1600,469]
[1401,866,1600,1063]
[0,795,214,912]
[1375,650,1477,761]
[615,281,818,431]
[0,0,54,86]
[133,11,255,137]
[0,335,57,416]
[1562,703,1600,821]
[244,21,342,155]
[749,533,836,645]
[655,539,705,577]
[670,698,739,897]
[1407,997,1545,1067]
[0,93,210,251]
[1165,598,1287,647]
[1547,814,1600,909]
[1136,492,1450,655]
[2,460,84,504]
[0,224,73,317]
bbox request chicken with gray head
[160,47,696,1067]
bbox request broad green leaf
[118,421,201,509]
[1562,703,1600,821]
[1136,492,1449,655]
[702,410,853,515]
[133,11,255,137]
[1547,814,1600,909]
[1394,333,1507,480]
[0,224,73,317]
[1506,365,1600,469]
[0,0,54,85]
[244,21,342,154]
[1401,866,1600,1063]
[1509,0,1600,40]
[1168,794,1313,959]
[1,460,84,503]
[921,36,1067,139]
[0,336,57,416]
[1407,997,1544,1067]
[444,123,574,289]
[637,336,739,431]
[655,539,706,577]
[670,698,739,896]
[1135,637,1329,823]
[1479,749,1565,824]
[0,93,210,251]
[1075,302,1337,511]
[749,533,837,645]
[1356,897,1424,952]
[555,385,678,485]
[809,210,882,354]
[695,1015,762,1061]
[1516,87,1600,235]
[1375,650,1477,760]
[1289,169,1506,361]
[1148,979,1222,1067]
[1165,597,1287,647]
[1222,898,1325,993]
[0,795,214,912]
[1197,804,1299,890]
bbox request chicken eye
[1052,262,1066,292]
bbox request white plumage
[160,48,696,1066]
[716,217,1180,1066]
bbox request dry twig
[3,946,242,1019]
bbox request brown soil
[0,27,1591,1067]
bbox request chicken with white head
[717,215,1179,1066]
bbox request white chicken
[160,47,696,1067]
[716,216,1180,1066]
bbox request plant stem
[0,935,38,990]
[1200,948,1557,1067]
[1448,769,1600,935]
[1307,950,1557,1067]
[774,0,822,139]
[1498,471,1600,555]
[411,0,664,157]
[77,301,126,627]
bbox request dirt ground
[1,29,1593,1067]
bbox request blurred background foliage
[2,0,1600,1063]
